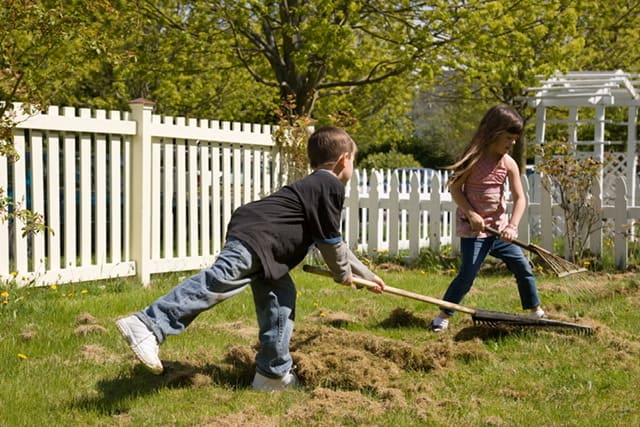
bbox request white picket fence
[347,169,638,271]
[1,102,638,287]
[2,100,284,287]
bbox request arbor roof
[526,70,640,107]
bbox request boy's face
[336,151,355,184]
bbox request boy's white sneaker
[429,316,449,333]
[252,370,300,391]
[116,315,163,375]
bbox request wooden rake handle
[461,217,547,254]
[302,265,475,315]
[484,226,546,254]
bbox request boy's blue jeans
[135,238,296,379]
[441,236,541,316]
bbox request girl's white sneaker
[429,316,449,332]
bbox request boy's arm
[315,241,351,283]
[315,241,384,292]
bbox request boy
[116,126,385,391]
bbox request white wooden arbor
[526,70,640,205]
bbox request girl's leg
[490,240,541,310]
[250,273,296,378]
[138,238,261,343]
[440,237,493,316]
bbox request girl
[430,105,544,332]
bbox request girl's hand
[466,211,485,232]
[500,224,518,242]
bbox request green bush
[358,149,421,170]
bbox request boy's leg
[250,273,296,380]
[137,238,260,343]
[490,240,541,310]
[117,238,260,373]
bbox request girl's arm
[451,170,484,231]
[504,155,526,240]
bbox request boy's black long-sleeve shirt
[226,170,344,280]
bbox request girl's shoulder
[500,154,518,170]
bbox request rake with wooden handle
[484,226,587,278]
[302,265,594,334]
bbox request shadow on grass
[454,325,516,341]
[70,359,255,415]
[378,307,430,329]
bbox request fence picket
[199,144,211,258]
[13,130,28,278]
[79,133,92,266]
[46,133,61,270]
[31,131,45,275]
[96,133,107,265]
[188,140,199,257]
[63,134,77,269]
[110,136,123,264]
[0,152,7,277]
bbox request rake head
[471,309,594,335]
[483,226,588,278]
[535,247,588,278]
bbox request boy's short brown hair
[307,126,356,168]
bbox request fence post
[129,98,155,286]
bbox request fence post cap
[129,98,156,107]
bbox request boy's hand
[341,274,385,293]
[367,275,385,294]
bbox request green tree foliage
[193,0,451,117]
[314,74,418,160]
[121,1,462,169]
[0,0,119,236]
[577,0,640,72]
[5,1,640,174]
[423,0,585,169]
[48,1,274,122]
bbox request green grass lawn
[1,266,639,426]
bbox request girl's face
[489,131,519,157]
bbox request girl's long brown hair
[447,104,523,185]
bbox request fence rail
[1,102,637,287]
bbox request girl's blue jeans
[441,236,541,316]
[135,238,296,379]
